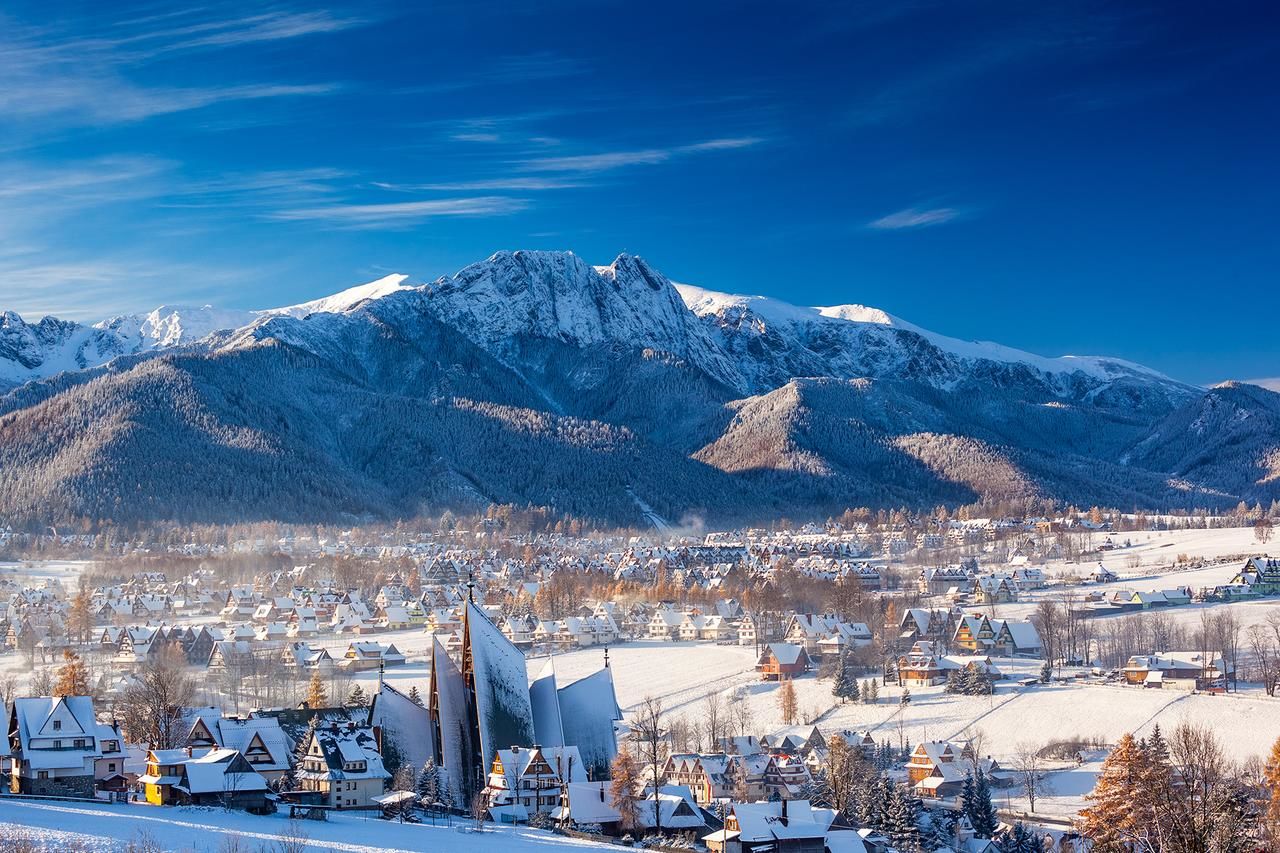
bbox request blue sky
[2,0,1276,385]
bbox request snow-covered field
[0,798,613,852]
[984,528,1277,633]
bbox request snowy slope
[0,798,615,852]
[273,273,413,318]
[675,283,1186,397]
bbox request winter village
[1,507,1279,851]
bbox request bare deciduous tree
[631,696,669,836]
[1010,741,1052,813]
[116,646,195,749]
[702,692,726,751]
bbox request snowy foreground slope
[0,798,610,853]
[1,249,1277,526]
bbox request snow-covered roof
[9,696,102,770]
[730,799,834,842]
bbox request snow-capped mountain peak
[274,273,413,318]
[3,250,1187,407]
[97,305,259,350]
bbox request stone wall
[17,773,95,798]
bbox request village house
[1122,651,1231,690]
[296,722,390,808]
[1086,563,1119,584]
[905,741,998,800]
[972,576,1018,605]
[1230,556,1280,595]
[485,744,586,823]
[897,607,954,648]
[93,721,132,794]
[896,641,1002,687]
[952,614,1041,657]
[783,614,872,660]
[763,753,813,799]
[663,753,740,805]
[187,715,292,783]
[6,696,102,796]
[140,747,272,811]
[755,642,811,681]
[340,641,407,671]
[648,608,685,640]
[918,567,974,597]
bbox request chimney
[780,797,788,824]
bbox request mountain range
[1,250,1275,527]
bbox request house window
[109,763,117,772]
[53,720,62,731]
[53,740,62,749]
[38,771,49,780]
[75,739,86,748]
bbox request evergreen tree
[408,684,423,705]
[899,687,911,707]
[970,770,998,839]
[346,683,369,707]
[923,809,957,851]
[833,650,855,703]
[886,783,922,853]
[878,741,893,771]
[999,821,1042,853]
[851,679,861,703]
[417,758,441,805]
[800,770,833,809]
[1039,661,1052,683]
[960,772,977,829]
[1147,723,1170,766]
[439,774,454,811]
[855,777,887,830]
[945,669,962,693]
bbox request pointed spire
[603,645,610,669]
[466,568,476,603]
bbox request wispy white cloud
[268,196,530,228]
[136,10,369,53]
[373,177,584,192]
[0,156,171,201]
[0,8,349,130]
[867,206,960,230]
[518,137,764,173]
[1245,378,1280,392]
